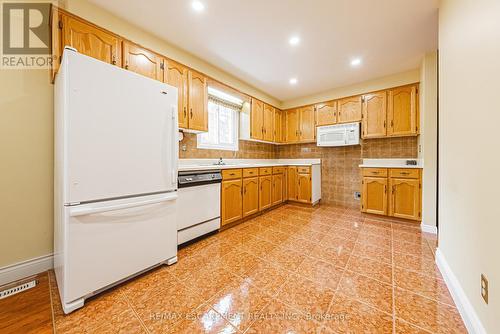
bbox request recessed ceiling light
[289,36,300,46]
[289,78,298,85]
[350,58,362,67]
[192,1,205,12]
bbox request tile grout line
[391,222,397,334]
[47,271,57,334]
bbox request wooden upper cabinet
[286,109,300,143]
[299,106,316,142]
[272,174,283,205]
[164,59,188,129]
[50,7,62,83]
[362,177,388,215]
[316,101,337,126]
[274,109,283,143]
[62,15,121,66]
[188,70,208,132]
[221,179,242,226]
[362,91,387,138]
[122,41,163,81]
[297,173,312,203]
[263,104,275,142]
[338,96,362,123]
[388,85,418,137]
[389,178,420,220]
[259,176,272,211]
[251,98,264,140]
[242,177,259,217]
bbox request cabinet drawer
[222,169,242,180]
[273,167,285,174]
[297,166,310,174]
[389,168,420,179]
[259,167,272,176]
[362,168,388,177]
[243,168,258,178]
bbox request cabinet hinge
[58,20,63,29]
[160,62,165,70]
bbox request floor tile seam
[394,317,434,334]
[269,293,329,327]
[93,296,150,334]
[341,268,394,288]
[46,271,58,334]
[202,302,254,334]
[390,222,397,334]
[393,286,457,309]
[391,264,443,281]
[334,290,394,318]
[322,232,359,328]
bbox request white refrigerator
[54,49,179,314]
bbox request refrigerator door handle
[70,193,178,217]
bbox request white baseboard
[435,249,486,334]
[421,223,438,234]
[0,254,54,286]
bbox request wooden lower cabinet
[259,176,273,210]
[297,173,312,203]
[221,179,242,226]
[287,167,297,201]
[242,177,259,217]
[389,178,421,220]
[272,174,283,205]
[361,168,421,221]
[362,177,388,215]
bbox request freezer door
[63,192,177,303]
[62,51,178,204]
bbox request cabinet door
[251,98,264,140]
[316,101,337,126]
[286,109,300,143]
[165,60,189,129]
[263,104,275,142]
[299,106,316,142]
[51,7,62,82]
[221,179,242,225]
[362,91,387,138]
[283,168,288,200]
[297,173,312,203]
[287,167,297,200]
[338,96,362,123]
[188,70,208,132]
[274,109,282,143]
[259,176,272,211]
[122,41,163,81]
[272,174,283,205]
[62,15,121,66]
[388,85,418,136]
[242,177,259,217]
[362,177,388,215]
[389,178,420,220]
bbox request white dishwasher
[177,170,222,245]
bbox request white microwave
[316,122,360,147]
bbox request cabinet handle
[183,107,187,118]
[244,187,246,194]
[385,185,387,193]
[190,109,193,119]
[392,185,396,193]
[372,171,379,175]
[400,172,410,175]
[391,120,394,127]
[383,120,386,128]
[112,56,116,65]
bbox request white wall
[439,0,500,331]
[419,52,438,229]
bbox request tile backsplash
[180,132,418,208]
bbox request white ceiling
[89,0,438,102]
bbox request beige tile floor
[46,204,466,333]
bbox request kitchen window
[197,87,242,151]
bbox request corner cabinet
[361,168,421,221]
[250,99,277,143]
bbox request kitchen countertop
[359,158,423,169]
[179,159,321,172]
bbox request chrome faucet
[214,157,225,166]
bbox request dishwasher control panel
[178,171,222,188]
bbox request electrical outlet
[481,274,489,304]
[354,192,361,200]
